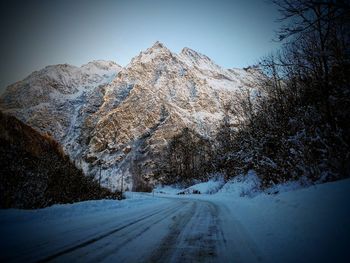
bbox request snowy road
[0,196,262,263]
[1,179,350,263]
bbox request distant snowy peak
[81,60,122,76]
[179,47,222,73]
[152,40,167,49]
[26,60,121,90]
[128,42,223,73]
[125,41,258,93]
[181,47,209,60]
[0,60,122,112]
[128,41,174,66]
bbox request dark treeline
[0,112,119,209]
[155,127,212,186]
[158,0,350,187]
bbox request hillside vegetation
[0,112,118,209]
[158,0,350,188]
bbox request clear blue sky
[0,0,280,93]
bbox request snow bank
[212,178,350,263]
[153,185,184,195]
[219,170,261,197]
[182,177,225,194]
[217,171,313,198]
[156,170,310,197]
[264,176,312,195]
[155,170,319,198]
[0,193,159,224]
[154,176,225,195]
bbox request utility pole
[99,164,101,186]
[97,160,102,186]
[120,173,124,199]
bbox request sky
[0,0,281,93]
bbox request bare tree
[273,0,350,126]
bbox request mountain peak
[179,47,221,72]
[147,41,171,54]
[151,41,167,49]
[81,60,122,73]
[180,47,212,62]
[128,41,172,66]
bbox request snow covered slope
[0,42,262,190]
[0,60,121,156]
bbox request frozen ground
[0,178,349,262]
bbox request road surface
[1,196,263,263]
[2,180,350,263]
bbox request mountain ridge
[0,41,262,190]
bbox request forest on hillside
[0,112,119,208]
[155,0,350,188]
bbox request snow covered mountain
[0,60,121,143]
[0,42,261,190]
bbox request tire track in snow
[54,200,191,262]
[148,200,224,263]
[37,201,186,262]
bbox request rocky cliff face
[0,42,261,190]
